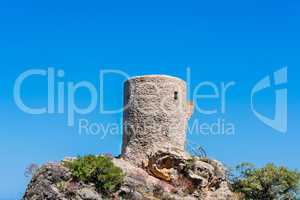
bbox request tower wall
[121,75,193,166]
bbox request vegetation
[65,155,124,195]
[230,163,300,200]
[24,163,39,178]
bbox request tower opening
[174,91,178,100]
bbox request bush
[65,155,124,195]
[231,163,300,200]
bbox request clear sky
[0,0,299,199]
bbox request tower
[121,75,193,166]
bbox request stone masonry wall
[121,75,193,166]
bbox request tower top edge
[126,74,186,83]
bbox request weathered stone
[122,75,193,166]
[77,187,102,200]
[23,164,71,200]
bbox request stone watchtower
[121,75,194,166]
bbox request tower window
[174,91,178,100]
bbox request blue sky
[0,0,299,199]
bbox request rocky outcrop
[23,75,235,199]
[23,152,234,200]
[23,163,102,200]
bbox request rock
[146,150,186,182]
[77,188,102,200]
[23,163,102,200]
[23,153,234,200]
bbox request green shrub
[65,155,124,195]
[231,163,300,200]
